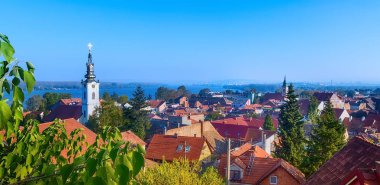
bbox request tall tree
[263,114,275,131]
[26,95,46,112]
[274,84,306,168]
[198,88,211,97]
[302,101,346,176]
[87,100,125,132]
[43,92,71,109]
[308,95,319,123]
[124,86,151,139]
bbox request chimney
[200,120,204,137]
[174,133,178,138]
[194,134,197,137]
[263,133,267,151]
[164,126,167,135]
[349,116,352,122]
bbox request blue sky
[2,0,380,84]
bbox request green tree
[198,88,211,97]
[43,92,71,109]
[205,111,224,121]
[111,92,119,101]
[26,95,46,112]
[177,85,191,97]
[263,114,275,131]
[0,34,144,184]
[136,159,224,185]
[274,84,306,169]
[88,100,125,132]
[118,95,129,105]
[124,86,151,139]
[302,101,346,176]
[102,92,111,101]
[308,96,319,123]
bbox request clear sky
[2,0,380,84]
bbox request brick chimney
[200,120,204,137]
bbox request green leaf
[3,78,10,94]
[12,77,20,86]
[86,177,106,185]
[26,153,33,165]
[116,164,130,185]
[0,99,11,129]
[60,164,74,183]
[23,70,35,93]
[26,61,35,73]
[86,158,97,177]
[0,41,15,62]
[130,151,144,177]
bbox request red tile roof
[146,134,208,162]
[147,100,165,108]
[231,143,271,158]
[39,118,97,145]
[218,155,305,184]
[121,130,146,146]
[305,137,380,185]
[262,93,284,102]
[211,116,278,139]
[43,105,82,122]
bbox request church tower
[282,76,288,97]
[81,43,100,124]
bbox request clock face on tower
[92,84,95,88]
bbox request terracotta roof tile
[305,137,380,185]
[146,134,208,162]
[121,130,146,146]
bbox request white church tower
[81,43,100,124]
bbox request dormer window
[185,145,191,153]
[176,144,183,152]
[270,176,278,184]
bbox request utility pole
[226,138,231,185]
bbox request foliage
[274,84,306,169]
[308,96,319,123]
[26,95,46,112]
[302,101,346,176]
[155,85,191,102]
[88,100,125,132]
[245,112,258,119]
[205,111,224,121]
[0,34,145,184]
[136,159,224,185]
[43,92,71,110]
[102,92,128,104]
[198,88,211,97]
[124,86,151,139]
[263,114,275,131]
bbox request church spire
[282,75,287,88]
[84,43,96,82]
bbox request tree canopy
[274,84,306,169]
[263,114,275,131]
[137,159,224,185]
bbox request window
[92,92,95,100]
[270,176,278,184]
[185,145,191,153]
[230,170,241,181]
[176,145,183,152]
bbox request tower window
[92,92,95,100]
